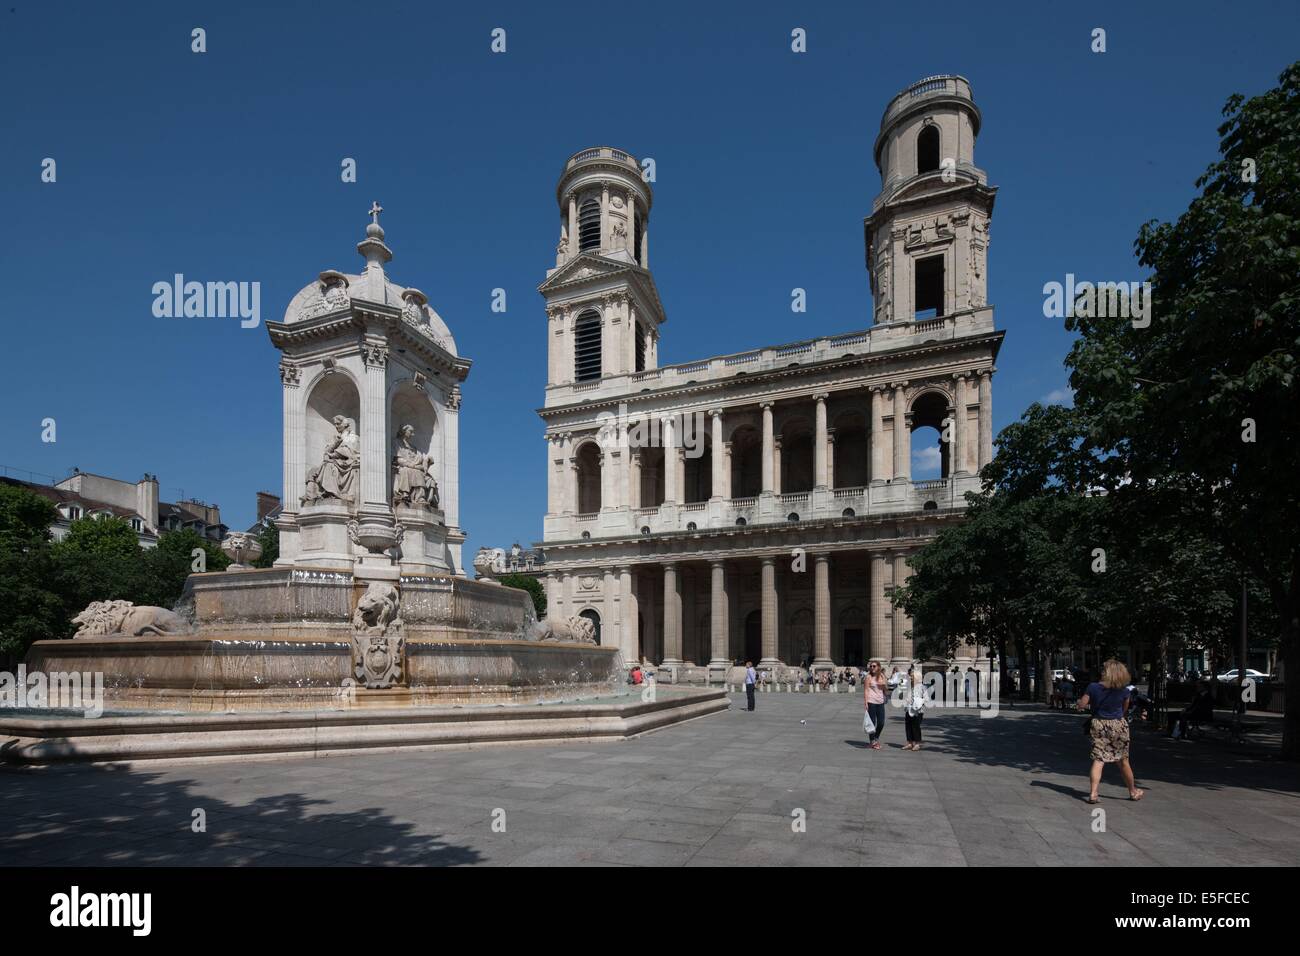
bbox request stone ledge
[0,688,729,766]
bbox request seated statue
[303,415,359,506]
[391,423,439,509]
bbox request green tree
[140,528,229,609]
[499,573,546,619]
[49,516,149,625]
[0,484,64,667]
[252,521,279,568]
[1064,63,1300,754]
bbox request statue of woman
[392,424,437,508]
[303,416,359,505]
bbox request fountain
[5,206,726,762]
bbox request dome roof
[282,271,458,356]
[279,204,458,357]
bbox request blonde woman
[863,661,888,749]
[1077,659,1144,804]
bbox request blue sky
[2,0,1297,560]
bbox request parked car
[1216,668,1270,682]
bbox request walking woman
[904,666,926,751]
[1077,659,1145,804]
[863,661,888,749]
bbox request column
[870,386,885,483]
[892,551,910,662]
[567,196,577,260]
[599,449,613,511]
[709,408,725,500]
[722,442,733,499]
[279,370,304,538]
[978,369,993,469]
[662,416,678,503]
[760,557,779,666]
[709,559,729,671]
[826,430,836,489]
[545,574,560,620]
[814,392,828,488]
[813,553,833,669]
[602,567,617,646]
[619,567,638,664]
[643,575,658,664]
[870,551,890,660]
[359,351,388,511]
[562,433,575,514]
[760,402,774,494]
[600,182,610,250]
[892,382,910,482]
[772,437,783,495]
[662,563,682,665]
[629,450,642,509]
[951,374,968,477]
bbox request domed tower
[538,147,665,394]
[865,75,996,326]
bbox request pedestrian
[744,660,757,712]
[904,666,926,751]
[863,661,888,749]
[1077,659,1144,804]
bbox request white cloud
[912,445,942,473]
[1042,387,1073,406]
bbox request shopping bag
[863,709,875,735]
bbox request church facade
[513,76,1002,680]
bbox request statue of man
[303,416,359,505]
[392,424,438,508]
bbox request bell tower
[538,146,665,393]
[866,75,996,326]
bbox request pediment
[539,253,633,291]
[540,253,667,324]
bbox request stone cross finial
[368,201,383,224]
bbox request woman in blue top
[1077,659,1144,805]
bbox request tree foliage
[499,573,546,619]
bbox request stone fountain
[19,206,645,723]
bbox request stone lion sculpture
[351,582,404,689]
[473,547,507,575]
[352,582,401,632]
[72,600,193,639]
[526,615,598,644]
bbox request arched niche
[390,383,440,505]
[305,372,361,486]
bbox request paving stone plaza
[3,694,1294,867]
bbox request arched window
[917,125,940,174]
[635,323,647,373]
[578,198,601,252]
[633,211,643,264]
[575,442,602,513]
[574,309,602,381]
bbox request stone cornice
[536,329,1004,421]
[532,509,964,565]
[267,306,471,381]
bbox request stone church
[485,75,1003,681]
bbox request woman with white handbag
[862,661,888,749]
[904,667,926,751]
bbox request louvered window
[635,323,646,373]
[633,211,642,264]
[578,199,601,251]
[574,310,602,381]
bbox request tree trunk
[1280,597,1299,760]
[1015,636,1029,701]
